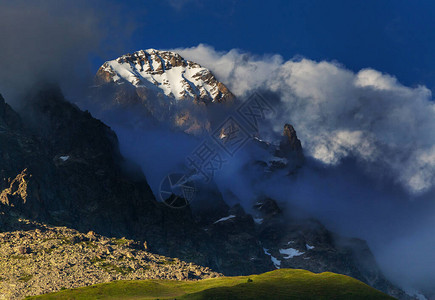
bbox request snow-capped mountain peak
[96,49,233,103]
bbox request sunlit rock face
[94,49,234,134]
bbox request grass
[99,262,133,275]
[26,268,394,300]
[89,257,106,264]
[89,257,133,275]
[159,258,177,265]
[19,273,33,282]
[112,238,129,246]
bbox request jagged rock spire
[281,124,302,153]
[274,124,304,164]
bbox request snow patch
[268,157,288,165]
[214,215,236,224]
[305,244,315,250]
[279,248,305,259]
[270,256,281,268]
[59,156,70,162]
[253,217,263,224]
[263,248,281,268]
[100,49,229,102]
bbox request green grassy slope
[27,268,394,300]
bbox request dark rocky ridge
[253,198,408,299]
[249,125,305,174]
[0,88,409,298]
[275,124,304,163]
[0,87,271,276]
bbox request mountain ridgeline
[93,49,234,134]
[0,49,411,299]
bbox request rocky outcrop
[275,124,303,158]
[0,169,29,207]
[0,216,220,299]
[198,202,275,275]
[249,124,304,174]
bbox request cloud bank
[170,44,435,296]
[175,44,435,195]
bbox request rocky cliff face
[0,87,271,277]
[275,124,304,161]
[0,94,21,131]
[249,124,304,174]
[252,198,408,299]
[0,88,408,298]
[93,49,234,134]
[189,194,408,299]
[1,87,158,234]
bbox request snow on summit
[96,49,234,103]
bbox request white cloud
[172,45,435,194]
[173,44,284,97]
[310,130,377,165]
[355,69,400,90]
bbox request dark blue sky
[98,0,435,92]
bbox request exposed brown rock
[93,49,235,134]
[274,124,304,168]
[0,218,220,299]
[0,169,29,207]
[282,124,302,153]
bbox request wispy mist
[175,44,435,196]
[80,43,435,294]
[0,0,138,103]
[171,44,435,295]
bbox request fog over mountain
[0,1,434,298]
[175,44,435,195]
[173,44,435,294]
[79,44,435,295]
